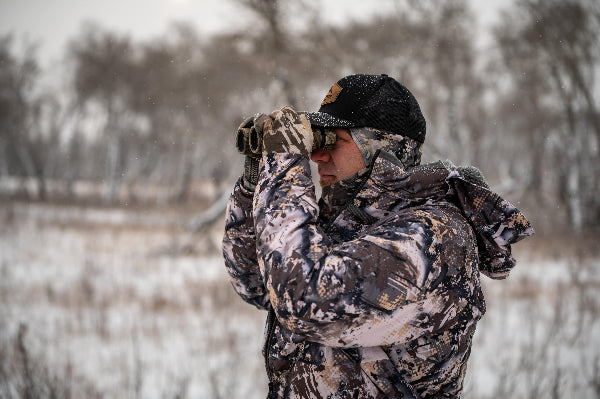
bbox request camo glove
[261,106,314,158]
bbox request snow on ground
[0,201,268,398]
[0,201,598,398]
[464,249,600,398]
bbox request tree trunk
[0,137,8,178]
[104,100,123,204]
[173,148,193,203]
[564,103,583,232]
[106,133,122,203]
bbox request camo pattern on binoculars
[236,115,337,156]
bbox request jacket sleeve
[253,153,475,348]
[222,176,270,310]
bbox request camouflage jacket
[222,151,533,399]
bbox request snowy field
[0,201,599,398]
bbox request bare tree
[0,35,38,182]
[233,0,303,107]
[0,35,66,200]
[397,0,481,165]
[131,23,257,201]
[495,0,600,230]
[68,23,137,203]
[130,26,202,201]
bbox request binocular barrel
[236,119,337,156]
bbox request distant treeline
[1,0,598,231]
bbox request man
[222,74,533,398]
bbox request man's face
[310,128,366,187]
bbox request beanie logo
[321,83,342,106]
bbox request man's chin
[319,176,337,187]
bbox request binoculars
[236,115,337,156]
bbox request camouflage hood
[361,154,534,279]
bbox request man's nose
[310,148,331,163]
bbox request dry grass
[515,229,600,262]
[0,200,599,398]
[0,200,266,399]
[465,250,600,398]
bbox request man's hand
[261,106,314,158]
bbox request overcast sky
[1,0,509,69]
